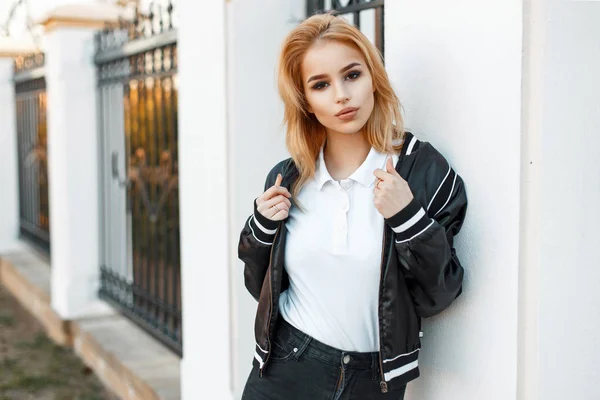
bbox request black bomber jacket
[238,132,468,393]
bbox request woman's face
[301,40,375,136]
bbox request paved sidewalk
[0,282,119,400]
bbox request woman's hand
[256,174,292,221]
[373,157,414,218]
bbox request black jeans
[242,317,406,400]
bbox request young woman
[238,14,468,400]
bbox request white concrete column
[178,1,232,399]
[0,57,20,253]
[520,2,600,399]
[226,0,304,397]
[45,25,101,319]
[385,1,523,399]
[39,5,124,319]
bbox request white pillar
[385,1,523,399]
[0,57,20,253]
[43,23,102,319]
[178,1,232,399]
[520,2,600,399]
[226,0,304,397]
[39,4,126,319]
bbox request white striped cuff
[249,215,276,245]
[382,348,420,382]
[385,198,432,243]
[249,198,279,245]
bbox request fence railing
[96,0,182,356]
[306,0,385,57]
[14,52,50,255]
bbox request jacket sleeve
[385,161,468,318]
[238,172,280,301]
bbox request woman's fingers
[274,173,283,187]
[373,168,392,182]
[259,201,289,220]
[261,174,291,200]
[259,195,291,213]
[261,185,291,203]
[256,173,293,221]
[270,208,289,221]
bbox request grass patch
[0,374,66,392]
[0,314,15,327]
[79,394,107,400]
[15,331,52,351]
[0,357,19,371]
[0,284,118,399]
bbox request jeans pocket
[270,337,296,362]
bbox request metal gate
[95,1,181,355]
[306,0,385,57]
[14,53,50,254]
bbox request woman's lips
[336,107,359,121]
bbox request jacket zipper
[378,225,389,393]
[259,225,280,377]
[378,147,403,393]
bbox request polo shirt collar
[315,146,333,191]
[315,143,389,191]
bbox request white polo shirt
[278,145,399,352]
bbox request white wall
[522,2,600,399]
[0,59,20,253]
[226,1,304,398]
[385,1,523,398]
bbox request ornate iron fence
[96,0,181,355]
[306,0,385,57]
[14,53,50,254]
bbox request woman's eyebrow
[306,62,362,84]
[340,62,361,74]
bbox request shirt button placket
[332,184,348,252]
[340,190,349,248]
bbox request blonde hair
[277,13,405,199]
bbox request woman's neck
[323,130,371,181]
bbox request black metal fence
[306,0,385,56]
[96,0,181,355]
[14,53,50,254]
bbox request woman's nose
[335,85,350,104]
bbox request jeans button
[343,355,351,364]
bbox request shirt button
[343,355,351,364]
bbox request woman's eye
[312,81,329,90]
[346,71,361,80]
